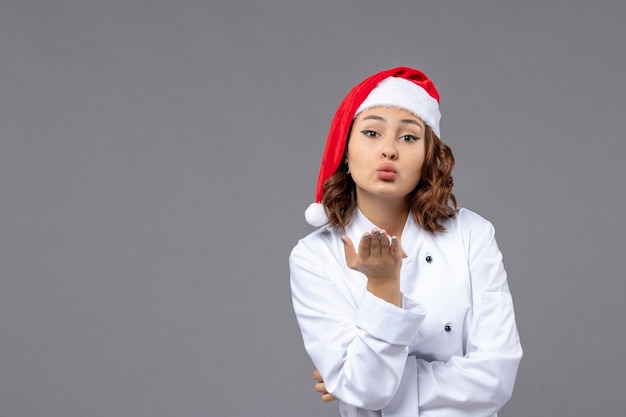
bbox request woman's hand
[313,369,338,402]
[342,228,403,306]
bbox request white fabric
[355,77,441,138]
[289,208,522,416]
[305,202,328,227]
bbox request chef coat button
[425,255,432,263]
[444,325,452,332]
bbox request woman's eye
[361,130,379,138]
[400,134,419,142]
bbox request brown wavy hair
[321,124,457,232]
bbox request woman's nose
[380,136,398,160]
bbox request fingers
[377,229,390,253]
[390,235,400,258]
[315,381,326,393]
[341,235,357,268]
[369,228,397,256]
[344,229,401,275]
[357,232,371,258]
[321,392,338,402]
[313,369,322,382]
[346,229,398,258]
[313,369,338,402]
[369,229,381,255]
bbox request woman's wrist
[366,279,401,307]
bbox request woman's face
[346,106,426,205]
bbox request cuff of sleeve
[355,290,426,346]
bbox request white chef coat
[290,208,522,417]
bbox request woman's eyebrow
[361,115,386,122]
[400,119,424,128]
[361,115,424,129]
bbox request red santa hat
[305,66,442,226]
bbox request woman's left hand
[342,228,403,306]
[313,369,338,402]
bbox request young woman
[289,67,522,416]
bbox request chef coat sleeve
[290,239,426,410]
[414,219,523,416]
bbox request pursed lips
[376,164,397,180]
[376,164,397,173]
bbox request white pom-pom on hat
[304,203,328,227]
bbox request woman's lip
[377,171,396,180]
[376,164,397,180]
[377,164,397,173]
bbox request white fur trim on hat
[355,77,441,138]
[304,203,328,227]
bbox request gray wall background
[1,1,624,416]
